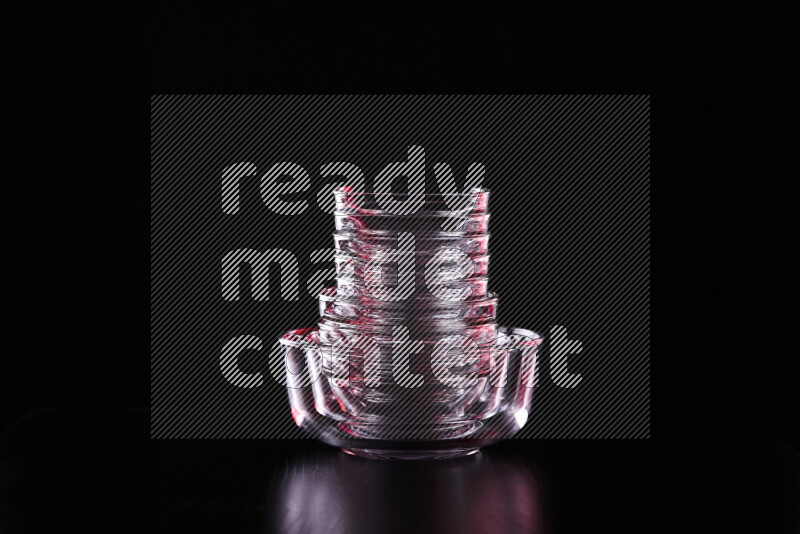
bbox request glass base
[341,447,480,460]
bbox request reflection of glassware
[280,189,542,459]
[268,449,545,534]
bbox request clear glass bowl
[280,326,541,459]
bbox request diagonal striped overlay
[151,95,650,439]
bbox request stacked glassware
[280,188,541,459]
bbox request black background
[4,3,798,534]
[5,2,658,432]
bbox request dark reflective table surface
[0,410,796,533]
[266,445,544,533]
